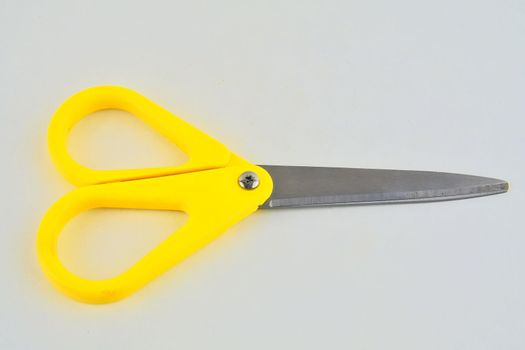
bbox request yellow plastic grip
[48,86,232,186]
[37,86,273,303]
[38,165,273,303]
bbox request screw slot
[238,171,260,190]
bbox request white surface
[1,0,524,349]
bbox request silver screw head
[238,171,260,190]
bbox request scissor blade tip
[493,179,509,192]
[480,175,508,190]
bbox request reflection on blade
[259,165,508,209]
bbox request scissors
[37,86,508,303]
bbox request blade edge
[259,165,508,209]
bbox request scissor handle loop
[37,165,273,303]
[48,86,232,186]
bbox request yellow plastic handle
[37,164,273,303]
[48,86,232,186]
[37,87,274,303]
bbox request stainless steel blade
[259,165,508,209]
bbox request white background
[1,0,524,349]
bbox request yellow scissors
[38,86,508,303]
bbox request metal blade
[259,165,508,209]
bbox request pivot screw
[238,171,260,190]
